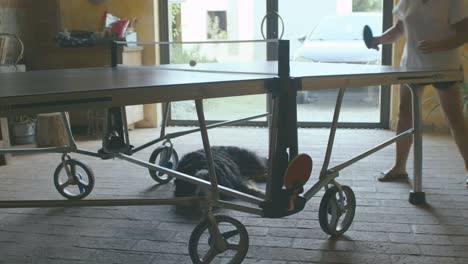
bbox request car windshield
[308,15,382,41]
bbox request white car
[294,13,383,104]
[294,13,382,63]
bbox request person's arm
[418,17,468,53]
[371,20,405,49]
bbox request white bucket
[12,122,36,145]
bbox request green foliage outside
[170,3,181,41]
[353,0,383,12]
[207,15,228,40]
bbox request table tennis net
[115,39,283,76]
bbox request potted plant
[10,115,36,145]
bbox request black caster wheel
[148,146,179,184]
[319,185,356,236]
[54,159,94,200]
[189,215,249,264]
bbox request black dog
[174,146,268,199]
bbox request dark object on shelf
[55,31,97,48]
[0,33,24,65]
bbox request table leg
[409,84,425,204]
[195,99,219,202]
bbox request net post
[111,41,118,67]
[278,39,290,78]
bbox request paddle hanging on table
[283,154,313,211]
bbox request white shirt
[393,0,467,69]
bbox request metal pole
[121,106,131,146]
[408,84,426,204]
[266,98,280,201]
[328,128,414,173]
[117,153,263,205]
[60,112,77,150]
[0,197,205,209]
[195,99,219,201]
[320,88,345,178]
[269,39,290,202]
[160,102,170,138]
[132,112,270,153]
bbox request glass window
[163,0,390,127]
[281,0,384,124]
[167,0,267,123]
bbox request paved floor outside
[0,127,467,264]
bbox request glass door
[280,0,389,126]
[161,0,392,128]
[166,0,267,125]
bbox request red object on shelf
[111,19,130,38]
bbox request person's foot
[378,169,409,182]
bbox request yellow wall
[391,0,468,132]
[57,0,160,128]
[58,0,158,65]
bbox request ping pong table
[0,39,464,263]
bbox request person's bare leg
[436,83,468,186]
[379,85,424,181]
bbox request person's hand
[417,40,440,54]
[371,36,381,51]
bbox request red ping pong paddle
[283,154,313,211]
[284,154,313,190]
[363,25,377,50]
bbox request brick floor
[0,127,466,264]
